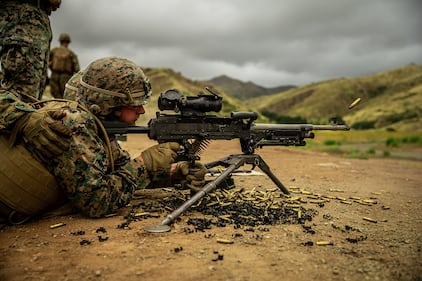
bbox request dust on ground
[1,135,421,281]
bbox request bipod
[205,154,291,195]
[144,153,290,233]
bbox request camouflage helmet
[59,33,71,42]
[78,57,152,116]
[63,70,84,101]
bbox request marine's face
[117,106,145,125]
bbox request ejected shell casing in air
[348,98,361,109]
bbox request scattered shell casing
[216,238,234,244]
[49,223,66,229]
[134,212,150,217]
[363,217,377,223]
[340,200,352,205]
[363,199,377,204]
[104,213,117,218]
[316,241,333,246]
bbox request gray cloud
[50,0,422,87]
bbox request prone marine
[0,57,207,223]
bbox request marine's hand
[17,110,72,159]
[140,142,180,172]
[173,161,207,192]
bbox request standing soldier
[49,33,80,99]
[0,0,61,101]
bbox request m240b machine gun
[104,87,350,232]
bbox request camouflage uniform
[1,57,208,219]
[0,1,60,100]
[49,34,80,98]
[0,57,156,218]
[0,89,35,130]
[35,100,151,217]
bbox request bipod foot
[144,223,171,233]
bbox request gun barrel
[253,123,350,131]
[102,120,150,135]
[126,126,150,134]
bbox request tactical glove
[140,142,180,172]
[14,110,72,160]
[173,161,208,192]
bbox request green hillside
[245,64,422,130]
[204,75,295,100]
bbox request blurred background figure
[0,0,61,101]
[48,32,80,99]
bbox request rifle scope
[158,89,222,113]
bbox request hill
[203,75,295,100]
[245,64,422,131]
[140,64,421,131]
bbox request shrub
[402,135,422,144]
[386,137,399,147]
[366,148,376,155]
[323,139,339,146]
[351,121,375,130]
[383,150,391,157]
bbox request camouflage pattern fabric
[25,100,151,217]
[0,89,158,218]
[77,57,151,117]
[0,89,35,130]
[1,56,166,218]
[0,87,71,165]
[49,46,80,98]
[0,2,52,100]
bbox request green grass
[304,129,422,160]
[310,130,422,145]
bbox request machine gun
[104,87,350,232]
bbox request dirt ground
[1,135,421,281]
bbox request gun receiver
[103,88,350,232]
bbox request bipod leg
[206,154,290,196]
[251,154,290,195]
[144,157,246,233]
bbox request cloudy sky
[50,0,421,87]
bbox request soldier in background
[49,33,80,99]
[0,0,61,101]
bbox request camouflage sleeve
[0,90,34,130]
[51,108,150,217]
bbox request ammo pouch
[0,134,66,224]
